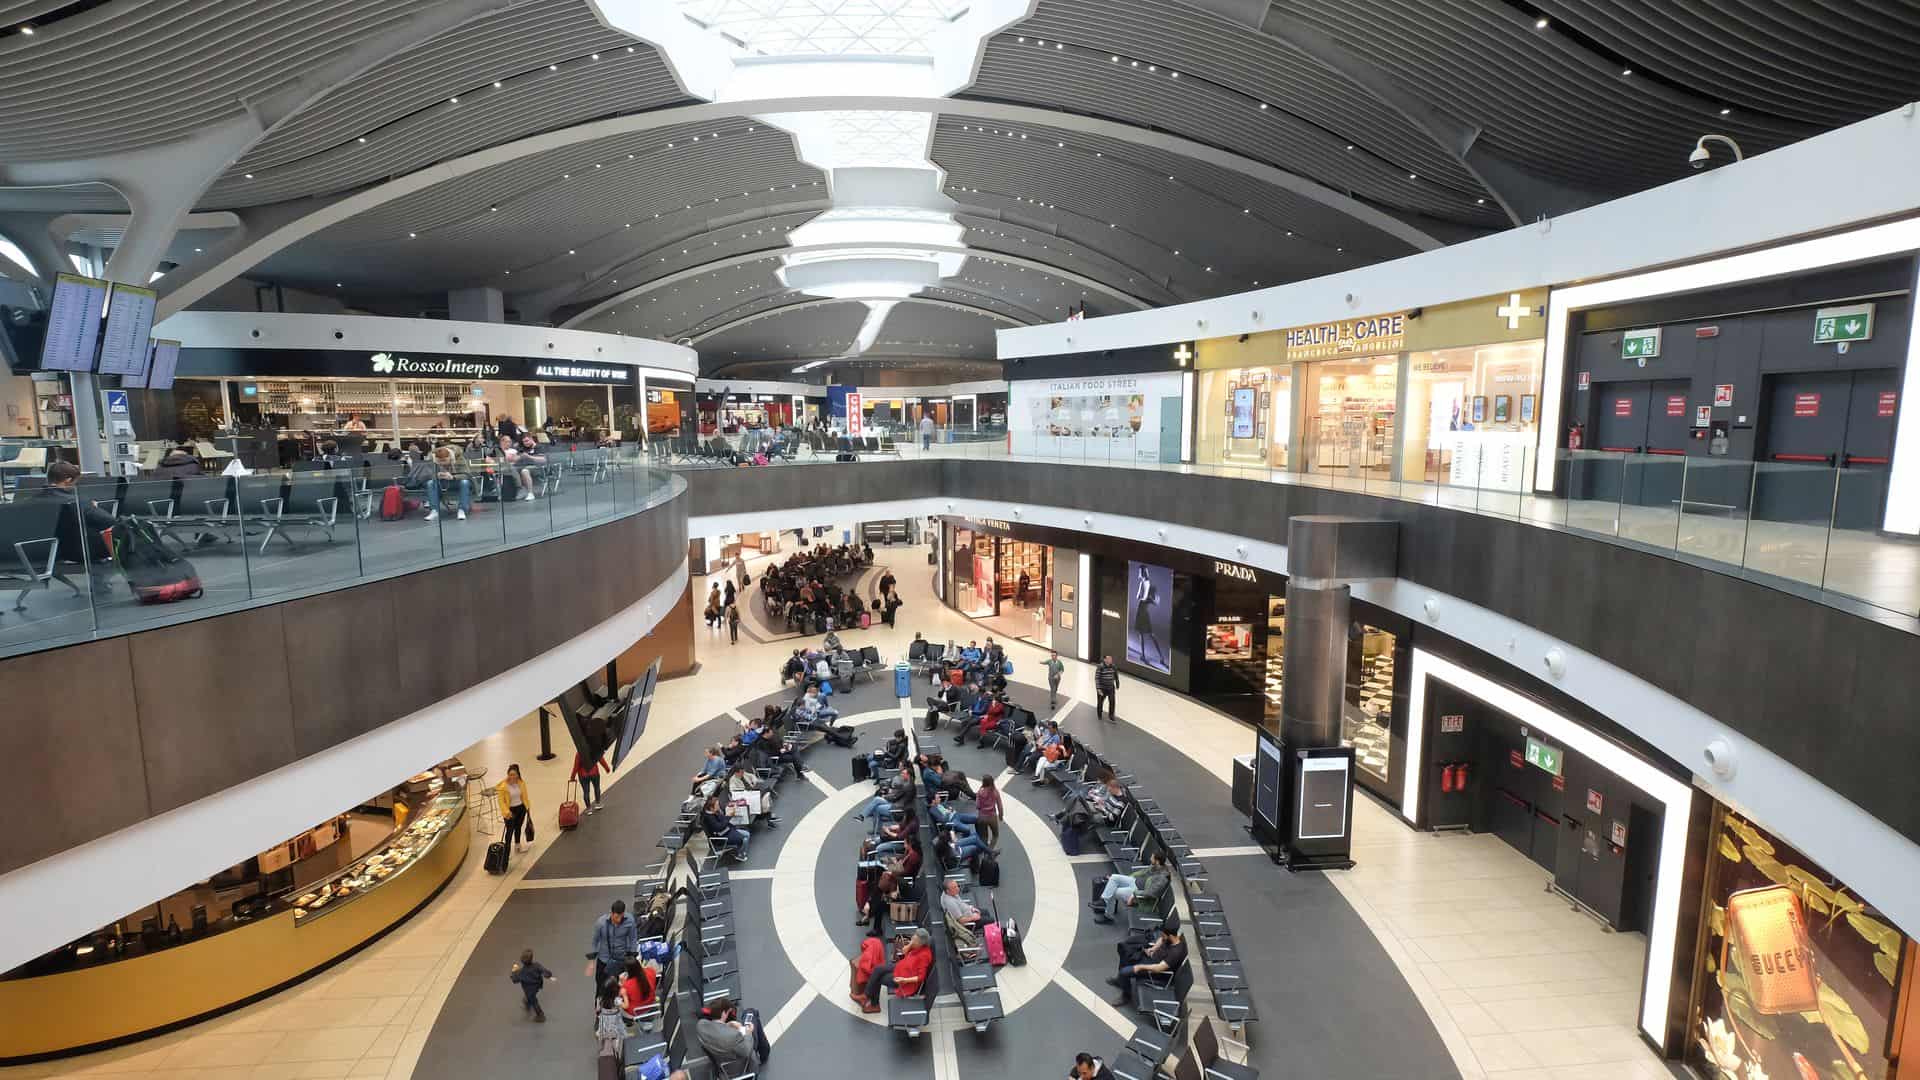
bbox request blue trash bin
[894,662,912,698]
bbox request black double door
[1589,378,1691,507]
[1758,369,1899,528]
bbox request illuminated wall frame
[1533,216,1920,535]
[1401,647,1696,1048]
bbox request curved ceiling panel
[696,297,871,359]
[0,0,445,162]
[1264,0,1821,194]
[1540,0,1920,128]
[208,5,690,206]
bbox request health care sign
[1282,312,1408,361]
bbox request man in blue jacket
[587,898,640,990]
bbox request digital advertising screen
[1253,728,1284,832]
[610,659,661,773]
[0,302,48,375]
[1231,387,1257,439]
[1124,560,1175,675]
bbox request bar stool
[466,767,498,837]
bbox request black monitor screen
[1254,728,1284,831]
[0,302,49,374]
[610,659,661,773]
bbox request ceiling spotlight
[243,172,254,179]
[1476,197,1486,204]
[1017,36,1025,42]
[1110,55,1119,62]
[449,96,459,103]
[1408,172,1418,180]
[1719,106,1732,115]
[1534,16,1548,28]
[1036,38,1044,45]
[567,249,576,255]
[18,24,32,34]
[590,52,600,59]
[1620,67,1632,77]
[334,282,342,288]
[357,136,367,143]
[548,63,557,71]
[1147,65,1156,72]
[1259,102,1269,110]
[1170,71,1179,78]
[489,204,498,211]
[407,232,416,238]
[626,46,634,52]
[1055,42,1063,50]
[493,80,503,88]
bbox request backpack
[114,516,204,604]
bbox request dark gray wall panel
[130,606,299,815]
[283,585,402,758]
[685,461,1920,845]
[0,489,687,878]
[0,640,150,873]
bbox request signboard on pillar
[846,392,864,438]
[1286,746,1356,872]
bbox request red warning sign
[1613,398,1632,417]
[1666,395,1686,417]
[1880,391,1898,418]
[1793,392,1821,418]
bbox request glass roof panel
[676,0,969,58]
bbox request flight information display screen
[40,273,108,372]
[96,283,158,376]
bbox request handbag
[889,900,920,923]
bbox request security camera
[1689,134,1744,171]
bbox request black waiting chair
[1193,1016,1259,1080]
[0,498,70,613]
[887,951,939,1036]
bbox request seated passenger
[1108,924,1186,1006]
[924,681,963,729]
[695,997,761,1072]
[799,685,839,724]
[1020,720,1063,771]
[812,655,834,685]
[1091,851,1170,924]
[620,957,659,1030]
[1072,1052,1117,1080]
[424,446,470,521]
[700,793,750,862]
[939,879,982,929]
[853,929,933,1013]
[1033,733,1075,784]
[690,746,726,793]
[954,690,1001,745]
[499,435,537,500]
[780,650,808,685]
[854,768,913,828]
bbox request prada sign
[1214,559,1259,582]
[178,347,642,385]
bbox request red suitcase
[557,779,582,829]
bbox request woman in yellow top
[495,764,534,852]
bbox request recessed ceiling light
[567,249,575,255]
[18,24,32,34]
[1055,42,1063,50]
[1476,197,1486,204]
[1170,71,1179,78]
[590,52,600,60]
[490,204,498,211]
[1534,16,1549,28]
[1110,55,1119,62]
[548,64,557,71]
[408,232,416,238]
[1036,38,1044,45]
[1148,65,1156,72]
[357,136,367,143]
[1408,172,1418,180]
[449,96,458,103]
[626,46,634,52]
[193,247,203,253]
[243,172,253,179]
[1620,67,1632,77]
[335,282,342,288]
[1130,60,1138,67]
[1719,106,1732,115]
[1345,144,1355,151]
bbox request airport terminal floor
[4,542,1660,1080]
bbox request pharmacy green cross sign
[1621,328,1661,359]
[1814,303,1874,344]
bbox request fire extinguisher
[1567,424,1584,451]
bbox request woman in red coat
[572,746,608,814]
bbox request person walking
[1045,650,1066,709]
[572,742,607,815]
[974,774,1002,850]
[495,764,534,853]
[726,600,741,645]
[1095,655,1119,723]
[919,412,935,451]
[705,583,723,635]
[508,948,555,1022]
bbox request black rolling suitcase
[853,754,872,781]
[484,841,509,874]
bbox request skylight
[676,0,969,58]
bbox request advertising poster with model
[1125,560,1174,674]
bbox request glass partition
[0,447,678,659]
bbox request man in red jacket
[855,930,932,1013]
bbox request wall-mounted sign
[1586,788,1604,814]
[1813,302,1874,344]
[179,347,643,384]
[1613,397,1633,417]
[1696,405,1712,428]
[1439,714,1464,734]
[1621,328,1662,360]
[1509,749,1525,770]
[1666,395,1686,417]
[1213,559,1258,582]
[1577,370,1590,391]
[1878,391,1898,417]
[1552,774,1566,792]
[1793,392,1821,418]
[1609,820,1628,846]
[846,391,863,437]
[1524,736,1563,777]
[1713,383,1735,407]
[1282,312,1407,360]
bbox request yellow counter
[0,813,468,1061]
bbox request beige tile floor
[9,541,1663,1080]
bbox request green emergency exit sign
[1525,736,1563,777]
[1813,303,1874,344]
[1621,328,1661,359]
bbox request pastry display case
[291,784,465,925]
